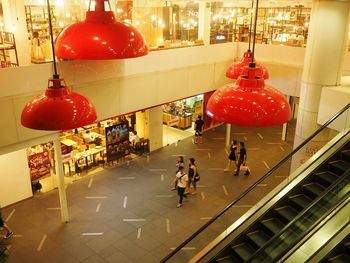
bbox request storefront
[24,111,150,193]
[162,93,220,146]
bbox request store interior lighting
[21,0,97,131]
[207,0,291,127]
[55,0,149,60]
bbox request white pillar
[53,138,69,222]
[281,95,290,141]
[2,0,31,66]
[147,106,163,151]
[225,123,231,147]
[198,0,211,45]
[293,0,350,168]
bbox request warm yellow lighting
[56,0,64,8]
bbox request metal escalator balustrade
[160,103,350,263]
[213,148,350,263]
[320,231,350,263]
[247,168,350,263]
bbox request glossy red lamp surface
[207,64,291,126]
[55,0,148,60]
[21,77,97,130]
[226,50,269,80]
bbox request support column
[225,123,231,147]
[281,95,290,141]
[147,106,163,151]
[293,0,350,168]
[198,0,211,45]
[53,138,69,222]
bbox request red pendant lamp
[225,0,269,80]
[207,63,290,126]
[207,0,290,127]
[226,50,269,79]
[55,0,148,60]
[21,0,97,131]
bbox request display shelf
[25,5,60,63]
[0,31,19,68]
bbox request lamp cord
[251,0,259,62]
[46,0,58,79]
[248,0,254,51]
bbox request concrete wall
[0,149,33,207]
[1,42,350,154]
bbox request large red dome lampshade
[21,77,97,130]
[226,50,269,80]
[207,63,290,127]
[55,0,148,60]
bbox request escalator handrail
[160,102,350,263]
[245,168,350,262]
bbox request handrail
[246,168,350,262]
[160,102,350,263]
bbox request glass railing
[160,103,350,263]
[247,169,350,262]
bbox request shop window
[24,2,83,63]
[210,3,311,48]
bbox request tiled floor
[1,123,295,263]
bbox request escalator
[212,145,350,263]
[160,103,350,263]
[320,233,350,263]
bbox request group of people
[224,140,250,176]
[172,156,200,208]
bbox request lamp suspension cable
[251,0,259,63]
[46,0,58,79]
[248,0,255,51]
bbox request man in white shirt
[131,131,140,145]
[175,166,188,208]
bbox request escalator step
[215,255,239,263]
[231,243,256,261]
[328,254,350,263]
[316,171,339,186]
[341,150,350,163]
[288,194,313,210]
[344,241,350,251]
[274,205,299,222]
[261,218,285,235]
[303,182,325,198]
[328,160,350,175]
[247,230,271,247]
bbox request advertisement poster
[28,151,51,181]
[105,123,130,162]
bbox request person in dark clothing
[0,208,13,239]
[224,140,238,172]
[194,115,204,144]
[234,141,250,176]
[188,157,198,195]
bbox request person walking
[188,158,199,195]
[0,207,13,239]
[224,140,238,172]
[175,166,188,208]
[171,156,185,190]
[234,141,250,176]
[194,115,204,144]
